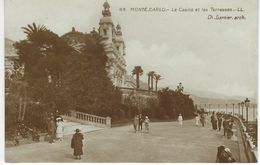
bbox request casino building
[62,1,128,88]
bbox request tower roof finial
[102,0,111,16]
[116,23,122,35]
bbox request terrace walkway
[5,117,245,163]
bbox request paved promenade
[5,118,241,163]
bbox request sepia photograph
[3,0,258,163]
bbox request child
[144,116,150,133]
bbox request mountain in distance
[184,88,257,108]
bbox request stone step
[63,124,103,135]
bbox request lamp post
[245,98,250,124]
[225,104,228,114]
[238,103,241,116]
[241,101,244,120]
[232,103,234,115]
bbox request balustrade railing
[233,114,257,162]
[63,110,111,128]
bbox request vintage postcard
[4,0,258,163]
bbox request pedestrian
[223,118,228,137]
[195,114,200,126]
[211,112,218,130]
[56,117,64,141]
[178,114,183,126]
[216,145,225,163]
[217,115,223,131]
[200,113,205,127]
[133,115,139,133]
[71,129,84,160]
[226,121,233,139]
[218,148,236,163]
[138,114,143,131]
[144,116,150,133]
[47,116,56,144]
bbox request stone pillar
[106,116,111,128]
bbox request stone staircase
[63,120,104,135]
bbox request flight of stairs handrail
[62,110,111,128]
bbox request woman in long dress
[56,118,64,141]
[195,114,200,126]
[144,116,150,133]
[133,115,139,133]
[71,129,84,160]
[178,114,183,126]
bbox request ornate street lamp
[238,103,241,116]
[241,101,245,120]
[245,98,250,123]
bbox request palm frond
[32,22,37,32]
[27,24,35,33]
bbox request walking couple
[133,114,150,133]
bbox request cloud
[125,40,206,88]
[125,39,256,98]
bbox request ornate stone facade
[98,1,127,87]
[61,1,127,87]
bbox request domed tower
[99,0,114,53]
[99,1,127,87]
[115,23,127,85]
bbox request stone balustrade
[62,110,111,128]
[233,115,257,162]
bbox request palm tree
[154,74,162,91]
[148,71,155,91]
[132,66,143,89]
[147,72,151,90]
[22,22,47,38]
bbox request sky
[4,0,258,99]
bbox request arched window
[103,29,107,36]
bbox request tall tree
[64,34,122,117]
[154,74,162,91]
[147,72,151,90]
[21,22,47,39]
[14,23,73,115]
[157,87,195,119]
[148,71,155,91]
[132,66,143,89]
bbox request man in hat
[71,128,84,160]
